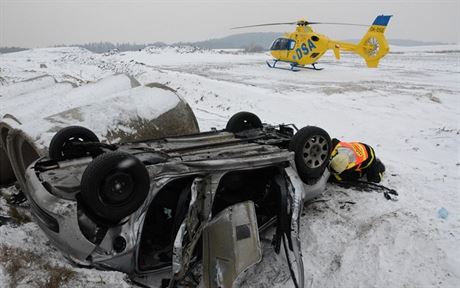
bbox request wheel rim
[241,119,256,130]
[101,172,134,205]
[61,136,88,158]
[302,135,329,168]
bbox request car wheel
[49,126,99,161]
[290,126,331,182]
[226,111,263,133]
[80,151,150,225]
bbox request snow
[0,72,185,152]
[390,44,460,53]
[0,75,57,99]
[1,45,459,287]
[0,74,133,121]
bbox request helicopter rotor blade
[231,22,297,29]
[305,21,368,27]
[231,21,368,29]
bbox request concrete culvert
[1,127,9,147]
[0,74,199,192]
[0,124,17,186]
[6,130,41,191]
[0,147,16,185]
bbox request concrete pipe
[0,144,16,185]
[0,75,63,185]
[0,74,199,191]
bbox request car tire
[290,126,331,182]
[226,111,263,133]
[49,126,99,161]
[80,151,150,225]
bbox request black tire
[80,151,150,225]
[289,126,331,182]
[226,111,263,133]
[49,126,99,161]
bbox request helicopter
[232,15,392,70]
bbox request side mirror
[202,201,262,288]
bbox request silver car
[24,112,331,288]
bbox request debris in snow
[438,207,449,219]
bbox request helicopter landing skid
[266,60,323,71]
[299,63,324,71]
[266,60,300,71]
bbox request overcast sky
[1,0,459,48]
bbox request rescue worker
[329,138,385,183]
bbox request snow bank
[143,45,206,54]
[0,46,458,288]
[390,44,460,53]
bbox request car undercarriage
[24,112,332,287]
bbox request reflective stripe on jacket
[331,141,375,173]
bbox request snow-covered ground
[0,44,459,287]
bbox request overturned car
[24,112,332,287]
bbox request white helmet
[330,153,350,174]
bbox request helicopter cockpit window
[270,38,296,50]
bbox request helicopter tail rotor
[357,15,392,68]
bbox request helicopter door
[286,39,296,61]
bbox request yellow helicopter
[232,15,392,70]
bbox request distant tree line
[0,42,168,54]
[60,33,279,53]
[0,47,29,53]
[244,44,266,53]
[179,32,280,50]
[56,42,167,53]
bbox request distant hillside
[346,38,451,46]
[388,39,452,46]
[0,47,29,53]
[70,42,167,53]
[180,34,451,50]
[175,32,282,49]
[0,34,453,54]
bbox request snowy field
[0,45,459,287]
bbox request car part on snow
[225,111,263,133]
[80,151,150,224]
[25,117,330,288]
[333,179,399,201]
[0,74,199,192]
[49,126,100,161]
[202,201,262,288]
[290,126,332,182]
